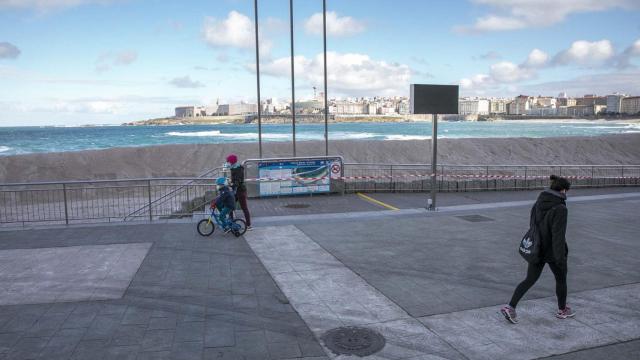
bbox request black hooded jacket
[530,189,569,265]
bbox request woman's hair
[550,175,571,191]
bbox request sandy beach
[1,134,639,183]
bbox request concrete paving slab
[0,222,327,359]
[419,283,640,360]
[244,225,466,360]
[296,194,640,317]
[0,243,151,306]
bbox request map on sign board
[258,159,332,197]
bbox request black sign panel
[410,84,459,114]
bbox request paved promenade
[0,188,639,359]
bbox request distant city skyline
[1,0,640,125]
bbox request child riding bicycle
[211,177,236,232]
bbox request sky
[1,0,640,126]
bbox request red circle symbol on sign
[331,164,341,174]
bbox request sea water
[0,121,638,156]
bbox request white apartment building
[607,94,626,114]
[459,99,490,115]
[216,103,258,115]
[367,102,378,115]
[508,96,533,115]
[335,101,367,114]
[621,96,640,115]
[536,97,557,108]
[489,99,509,114]
[175,106,206,118]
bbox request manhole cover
[321,326,385,357]
[283,203,310,209]
[456,214,495,222]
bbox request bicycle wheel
[197,219,215,236]
[232,219,247,237]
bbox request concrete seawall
[1,134,639,183]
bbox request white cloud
[457,0,638,32]
[465,15,526,32]
[168,76,205,89]
[0,0,119,12]
[304,11,365,37]
[0,42,20,59]
[522,71,640,96]
[554,40,614,66]
[617,39,640,68]
[490,61,534,83]
[95,50,138,72]
[460,74,491,89]
[253,52,411,96]
[202,11,272,54]
[524,48,549,68]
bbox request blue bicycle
[197,204,247,237]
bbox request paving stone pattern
[0,243,150,306]
[0,224,327,360]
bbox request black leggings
[509,262,567,309]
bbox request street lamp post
[254,0,262,158]
[289,0,296,157]
[323,0,328,156]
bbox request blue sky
[1,0,639,126]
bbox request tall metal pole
[289,0,296,157]
[429,114,438,210]
[322,0,329,156]
[254,0,262,158]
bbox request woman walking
[226,154,252,230]
[501,175,574,324]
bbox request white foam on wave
[333,132,379,140]
[218,132,290,140]
[0,146,11,153]
[384,135,431,141]
[166,130,222,137]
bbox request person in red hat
[226,154,252,230]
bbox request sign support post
[429,114,437,210]
[409,84,458,211]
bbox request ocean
[1,121,639,156]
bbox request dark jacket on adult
[530,189,568,265]
[229,165,247,195]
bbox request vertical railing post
[63,183,69,225]
[486,166,490,190]
[524,166,528,190]
[591,166,595,187]
[147,180,152,222]
[389,165,394,192]
[621,166,625,186]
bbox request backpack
[518,203,561,263]
[519,224,542,263]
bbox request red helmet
[226,154,238,164]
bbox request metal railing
[123,166,223,221]
[0,178,218,227]
[343,164,640,193]
[1,164,639,227]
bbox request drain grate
[322,326,385,357]
[283,203,310,209]
[456,214,495,222]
